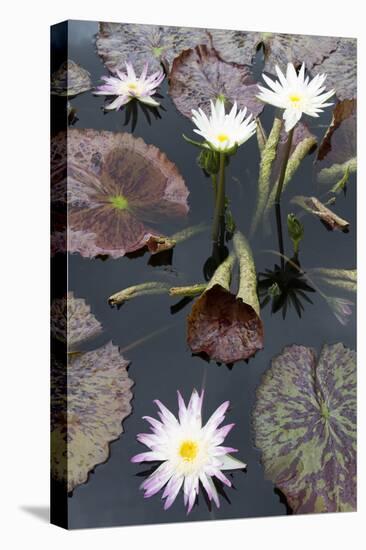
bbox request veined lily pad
[317,99,356,185]
[51,129,189,258]
[259,33,339,76]
[51,292,133,493]
[312,38,357,101]
[187,233,263,364]
[253,343,356,513]
[169,45,263,119]
[207,28,260,65]
[96,22,209,73]
[51,291,102,348]
[51,59,92,97]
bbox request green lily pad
[169,44,263,119]
[253,343,356,513]
[51,59,92,97]
[96,22,209,73]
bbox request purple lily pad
[169,44,263,119]
[51,292,133,493]
[207,28,260,65]
[51,291,102,347]
[253,343,356,513]
[96,22,210,73]
[51,59,92,97]
[312,38,357,101]
[51,129,189,258]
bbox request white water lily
[131,389,246,513]
[191,99,256,152]
[257,63,335,132]
[94,61,164,110]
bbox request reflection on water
[51,20,356,529]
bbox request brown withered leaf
[187,234,263,364]
[51,59,92,97]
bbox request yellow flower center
[128,82,138,90]
[179,440,198,462]
[217,133,229,143]
[289,94,301,103]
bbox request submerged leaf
[253,343,356,513]
[187,235,263,364]
[96,22,209,73]
[51,59,92,97]
[292,196,349,232]
[169,45,263,119]
[317,99,356,186]
[51,129,189,258]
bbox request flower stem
[274,127,294,204]
[212,153,226,243]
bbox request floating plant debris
[169,45,263,120]
[187,233,263,364]
[51,59,92,97]
[51,129,189,258]
[317,99,356,186]
[292,196,350,232]
[253,343,356,513]
[51,293,133,493]
[96,22,209,74]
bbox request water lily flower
[94,61,164,110]
[131,389,246,513]
[257,63,335,132]
[191,99,256,153]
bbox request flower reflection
[324,296,354,325]
[131,389,246,513]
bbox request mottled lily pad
[51,129,189,258]
[313,38,357,101]
[51,59,92,97]
[96,22,209,73]
[51,342,133,493]
[169,45,263,119]
[51,292,133,493]
[259,33,339,76]
[207,28,260,65]
[253,343,356,513]
[317,99,356,185]
[187,233,263,364]
[51,291,102,347]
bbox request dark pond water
[51,20,356,529]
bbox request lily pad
[312,38,357,101]
[259,33,339,76]
[96,22,209,74]
[51,342,133,493]
[207,28,260,65]
[51,59,92,97]
[187,233,263,364]
[253,343,356,513]
[169,45,263,119]
[317,99,356,185]
[51,291,102,347]
[51,292,133,492]
[51,129,189,258]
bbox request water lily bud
[287,213,304,254]
[197,149,220,175]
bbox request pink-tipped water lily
[131,389,246,513]
[94,61,164,110]
[257,63,335,132]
